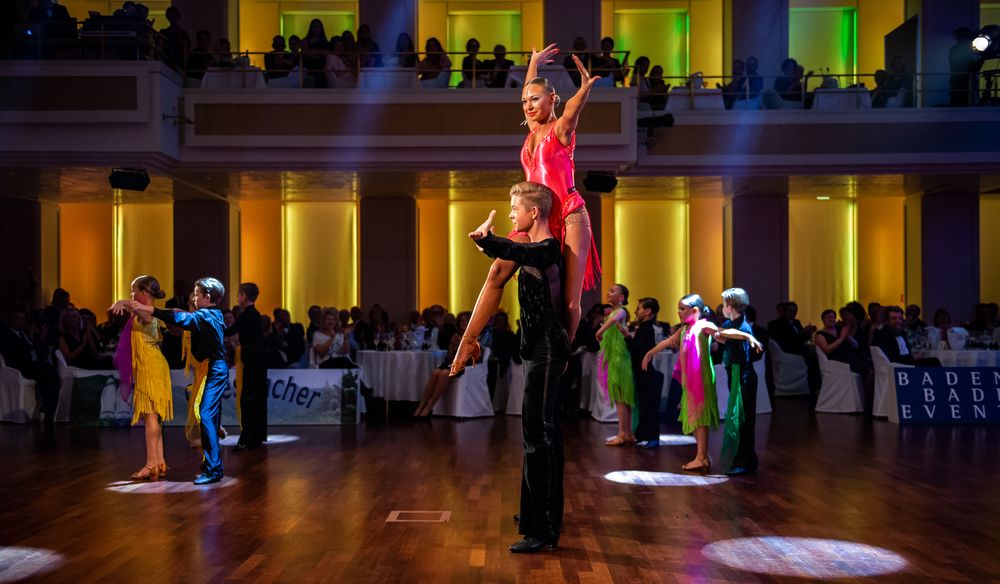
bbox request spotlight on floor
[108,167,150,191]
[604,470,728,487]
[105,477,238,493]
[0,547,65,583]
[702,537,908,578]
[658,434,698,445]
[219,434,300,447]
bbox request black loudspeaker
[108,167,150,191]
[583,171,618,193]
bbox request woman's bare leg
[563,220,592,342]
[415,375,438,416]
[684,426,710,468]
[423,372,453,414]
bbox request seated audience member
[222,309,239,367]
[459,37,484,87]
[630,56,651,90]
[563,37,592,87]
[490,310,518,381]
[1,309,61,423]
[312,308,353,368]
[356,23,382,67]
[350,306,373,350]
[593,36,624,85]
[305,304,322,344]
[875,306,941,367]
[743,56,764,99]
[394,32,417,68]
[744,305,767,348]
[645,65,669,111]
[719,58,747,109]
[186,29,213,80]
[288,35,302,68]
[340,29,360,73]
[767,301,812,355]
[325,35,355,87]
[214,37,234,68]
[931,308,952,336]
[159,6,190,72]
[905,304,926,331]
[265,35,292,79]
[815,308,868,374]
[774,58,806,102]
[417,36,451,81]
[58,308,111,369]
[482,44,514,88]
[413,311,479,417]
[964,303,995,334]
[269,308,305,367]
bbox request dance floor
[1,398,998,583]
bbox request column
[0,198,43,308]
[360,196,418,321]
[173,199,235,307]
[727,0,789,79]
[918,176,980,321]
[544,0,600,50]
[359,0,417,60]
[914,0,979,107]
[726,177,789,316]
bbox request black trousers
[24,361,60,419]
[239,358,268,447]
[519,350,568,543]
[729,365,759,470]
[634,368,664,442]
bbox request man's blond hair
[510,181,553,219]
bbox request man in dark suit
[269,308,305,367]
[229,283,267,451]
[482,44,514,88]
[630,298,664,449]
[875,306,941,367]
[0,309,60,424]
[766,301,812,355]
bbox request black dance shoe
[509,537,556,553]
[725,466,757,476]
[193,473,223,485]
[636,440,660,449]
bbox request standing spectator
[265,35,292,79]
[949,27,982,107]
[630,297,663,449]
[159,6,190,72]
[302,18,330,87]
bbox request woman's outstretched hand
[469,210,496,241]
[572,54,601,90]
[530,43,559,67]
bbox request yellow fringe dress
[182,330,209,445]
[130,316,174,425]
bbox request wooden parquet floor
[1,398,999,583]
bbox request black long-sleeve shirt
[227,304,263,356]
[152,307,227,362]
[477,233,568,360]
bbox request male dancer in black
[718,288,761,476]
[467,181,568,553]
[127,277,228,484]
[631,297,664,449]
[230,282,267,451]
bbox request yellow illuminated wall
[904,194,921,309]
[60,202,113,313]
[982,196,1000,303]
[858,0,905,76]
[689,197,724,306]
[418,1,542,65]
[614,200,688,317]
[789,7,856,78]
[282,202,357,321]
[788,198,856,325]
[857,196,905,307]
[240,200,282,318]
[113,202,174,302]
[448,201,519,318]
[418,198,450,309]
[239,1,358,67]
[40,201,60,309]
[601,195,616,295]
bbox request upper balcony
[2,57,1000,176]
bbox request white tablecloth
[0,365,35,423]
[357,350,447,401]
[666,88,725,112]
[812,87,872,110]
[201,67,267,89]
[583,350,678,423]
[506,65,578,96]
[923,350,1000,367]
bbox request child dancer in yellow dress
[111,275,174,480]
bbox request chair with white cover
[754,357,772,413]
[53,350,77,422]
[871,346,913,418]
[420,71,452,88]
[504,363,525,416]
[814,347,864,413]
[433,348,494,418]
[0,358,36,423]
[715,358,772,418]
[768,340,809,396]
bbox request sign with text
[894,368,1000,424]
[73,368,360,427]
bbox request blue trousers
[200,359,229,477]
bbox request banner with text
[894,367,1000,424]
[71,368,361,427]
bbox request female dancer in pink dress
[451,44,601,374]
